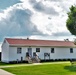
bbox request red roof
[5,38,76,47]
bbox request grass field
[0,61,29,66]
[2,63,76,75]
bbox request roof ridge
[4,38,75,47]
[5,38,72,42]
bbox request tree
[74,38,76,45]
[66,5,76,35]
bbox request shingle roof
[5,38,76,47]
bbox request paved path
[0,69,15,75]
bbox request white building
[1,38,76,63]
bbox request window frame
[36,48,40,52]
[33,52,36,56]
[51,48,54,53]
[70,48,73,53]
[17,47,22,54]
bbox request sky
[0,0,76,51]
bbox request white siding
[36,47,50,59]
[9,47,27,61]
[50,48,76,59]
[3,46,76,62]
[1,40,9,63]
[32,47,76,60]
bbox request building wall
[36,47,50,59]
[51,47,76,59]
[9,47,27,61]
[1,40,9,63]
[8,46,76,62]
[0,52,1,61]
[34,47,76,60]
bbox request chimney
[64,39,69,41]
[27,37,29,40]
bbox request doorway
[28,48,32,57]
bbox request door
[28,48,32,57]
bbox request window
[70,48,73,53]
[17,48,22,54]
[33,52,36,56]
[51,48,54,53]
[36,48,40,52]
[44,53,50,57]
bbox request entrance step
[25,56,40,63]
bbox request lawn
[2,63,76,75]
[0,61,29,66]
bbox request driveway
[0,69,15,75]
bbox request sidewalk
[0,69,15,75]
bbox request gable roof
[5,38,76,47]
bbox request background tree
[66,5,76,35]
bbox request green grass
[0,61,68,66]
[0,61,28,66]
[2,63,76,75]
[0,62,10,66]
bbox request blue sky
[0,0,20,9]
[0,0,76,44]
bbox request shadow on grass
[0,62,9,65]
[64,65,76,72]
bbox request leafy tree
[66,5,76,35]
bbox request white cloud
[0,0,76,42]
[0,2,43,40]
[29,0,76,36]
